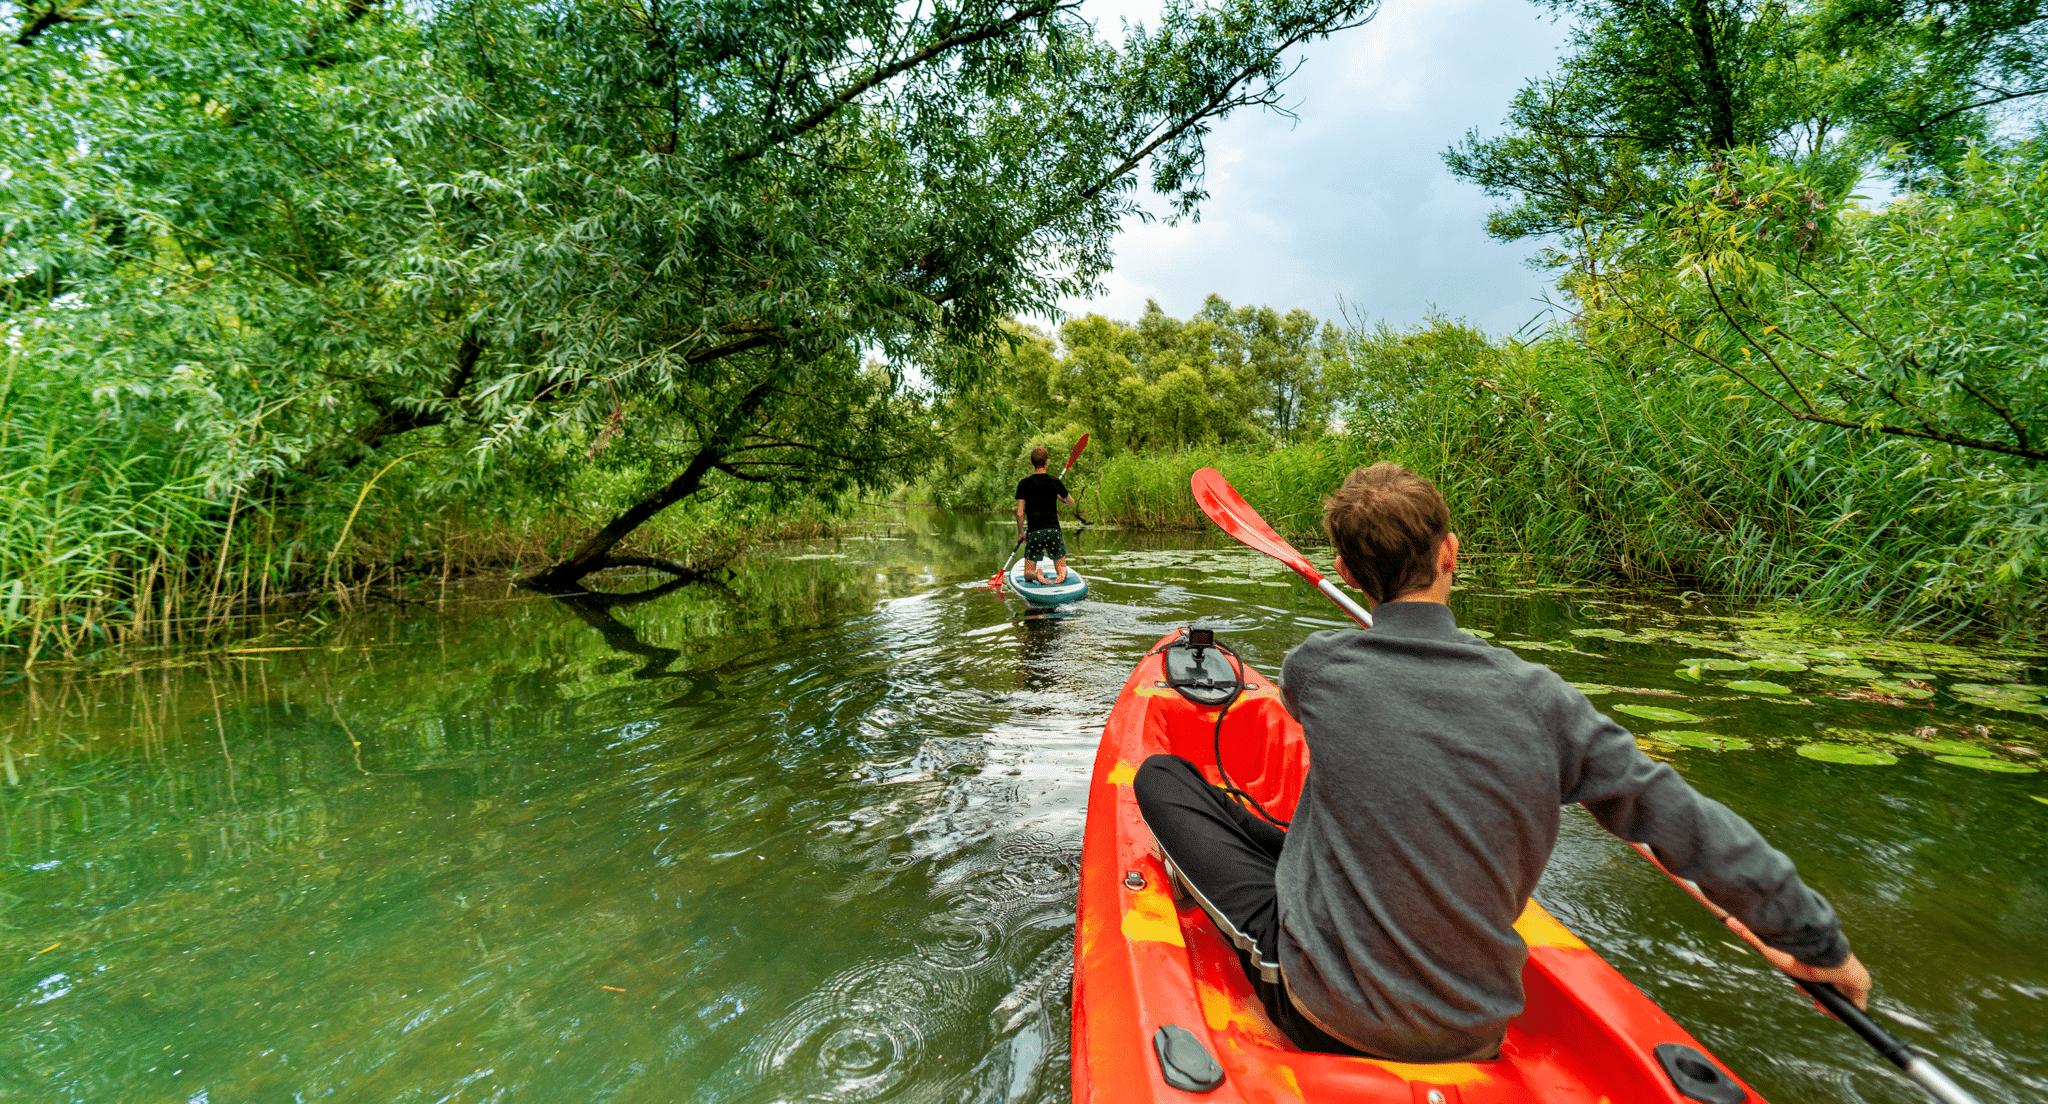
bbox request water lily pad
[1681,657,1751,671]
[1570,682,1616,696]
[1797,743,1898,765]
[1650,730,1753,751]
[1614,704,1703,723]
[1463,629,1496,639]
[1932,755,2037,773]
[2033,795,2048,806]
[1893,671,1940,681]
[1890,735,1993,756]
[1869,681,1935,700]
[1570,627,1632,640]
[1952,682,2045,701]
[1725,679,1791,695]
[1747,656,1808,672]
[1812,664,1885,680]
[1676,665,1704,682]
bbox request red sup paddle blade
[1189,468,1324,583]
[1063,433,1089,474]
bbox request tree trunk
[519,375,781,592]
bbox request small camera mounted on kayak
[1162,626,1244,707]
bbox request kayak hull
[1073,631,1766,1104]
[1007,559,1088,606]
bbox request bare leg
[1053,556,1068,583]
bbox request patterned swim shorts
[1024,527,1067,562]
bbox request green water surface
[1,509,2043,1102]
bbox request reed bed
[1086,332,2029,633]
[0,351,852,663]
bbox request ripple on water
[754,961,934,1102]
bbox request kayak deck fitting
[1073,629,1763,1104]
[1007,558,1088,606]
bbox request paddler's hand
[1725,915,1872,1010]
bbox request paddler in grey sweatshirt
[1134,462,1870,1062]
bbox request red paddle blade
[1062,433,1089,475]
[1189,468,1324,584]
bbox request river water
[1,508,2043,1103]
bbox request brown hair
[1322,463,1451,604]
[1030,446,1050,468]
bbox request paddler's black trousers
[1132,754,1374,1058]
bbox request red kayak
[1073,628,1764,1103]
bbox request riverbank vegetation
[0,0,1379,658]
[6,0,2048,657]
[916,0,2048,634]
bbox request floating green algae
[1747,656,1809,672]
[1682,657,1751,671]
[1726,680,1791,695]
[1952,682,2045,701]
[1891,735,1994,756]
[1933,755,2038,773]
[1615,704,1703,724]
[1650,730,1753,751]
[1812,664,1885,680]
[1797,743,1898,765]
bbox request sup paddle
[989,434,1089,588]
[1188,465,1986,1104]
[1188,467,1372,628]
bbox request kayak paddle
[1627,842,1985,1104]
[990,433,1089,587]
[1188,467,1372,628]
[1189,468,1985,1104]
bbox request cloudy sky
[1053,0,1578,337]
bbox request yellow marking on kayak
[1277,1063,1303,1100]
[1365,1059,1491,1084]
[1132,682,1178,698]
[1121,890,1184,947]
[1513,900,1590,949]
[1105,761,1137,786]
[1198,983,1265,1036]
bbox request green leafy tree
[1815,0,2048,176]
[1575,144,2048,465]
[1444,0,1852,244]
[1,0,1381,596]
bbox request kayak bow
[1073,629,1765,1104]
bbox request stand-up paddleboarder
[1014,446,1079,584]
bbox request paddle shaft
[1626,842,1984,1104]
[1188,468,1372,628]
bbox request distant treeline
[923,137,2048,633]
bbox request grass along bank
[1076,326,2038,635]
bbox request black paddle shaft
[1798,981,1986,1104]
[1799,981,1912,1068]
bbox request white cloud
[1055,0,1575,336]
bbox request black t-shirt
[1015,473,1069,531]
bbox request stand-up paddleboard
[1073,627,1765,1104]
[1006,559,1088,606]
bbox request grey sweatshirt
[1274,601,1849,1062]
